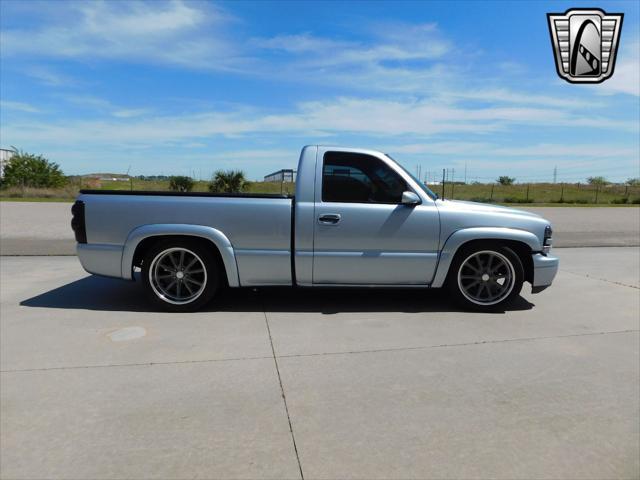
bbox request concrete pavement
[1,201,638,255]
[524,206,640,247]
[0,201,75,255]
[1,248,638,479]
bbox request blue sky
[1,0,638,182]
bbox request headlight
[543,225,552,254]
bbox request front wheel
[141,239,220,312]
[447,244,524,311]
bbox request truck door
[312,150,440,285]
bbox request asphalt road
[1,247,638,479]
[1,201,639,255]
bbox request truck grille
[71,200,87,244]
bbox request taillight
[543,225,552,254]
[71,200,87,243]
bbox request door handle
[318,213,341,225]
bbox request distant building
[83,174,131,182]
[102,176,130,182]
[264,169,296,183]
[0,148,16,178]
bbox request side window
[322,152,409,203]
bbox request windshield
[385,155,438,200]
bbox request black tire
[141,238,221,312]
[447,242,524,311]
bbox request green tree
[1,150,66,189]
[208,170,249,193]
[169,175,194,192]
[497,176,515,186]
[587,176,608,185]
[626,178,640,186]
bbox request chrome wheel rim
[457,250,515,306]
[149,247,207,305]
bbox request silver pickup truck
[71,146,558,312]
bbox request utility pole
[126,165,132,191]
[451,168,455,198]
[553,166,557,184]
[442,169,446,199]
[464,162,467,184]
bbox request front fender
[121,224,240,287]
[430,227,542,288]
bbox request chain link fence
[437,182,640,204]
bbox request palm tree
[208,170,249,193]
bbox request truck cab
[294,146,441,286]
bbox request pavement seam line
[0,330,640,376]
[3,330,638,374]
[275,329,639,360]
[560,269,639,289]
[263,310,305,480]
[0,354,273,374]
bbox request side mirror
[401,191,421,206]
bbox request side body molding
[121,224,240,287]
[430,227,542,288]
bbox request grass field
[1,180,639,205]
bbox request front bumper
[531,253,559,293]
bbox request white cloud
[258,23,449,66]
[0,100,42,113]
[388,142,492,155]
[599,39,640,97]
[440,88,601,109]
[111,109,151,119]
[253,25,454,92]
[385,142,640,182]
[35,146,299,178]
[24,66,77,87]
[1,0,246,71]
[3,96,636,150]
[489,144,638,158]
[60,94,151,118]
[257,34,352,55]
[388,142,638,158]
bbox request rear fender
[121,224,240,287]
[430,227,542,288]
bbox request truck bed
[77,191,294,286]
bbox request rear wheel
[447,243,524,311]
[142,238,220,312]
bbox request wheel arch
[431,228,540,288]
[121,224,240,287]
